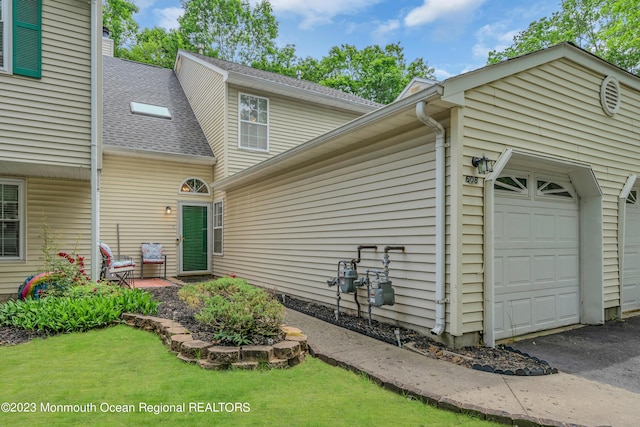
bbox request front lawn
[0,325,499,426]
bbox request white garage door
[494,173,580,340]
[623,190,640,313]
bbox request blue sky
[132,0,562,80]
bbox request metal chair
[141,242,167,279]
[99,241,135,288]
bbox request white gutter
[90,0,99,280]
[415,101,446,336]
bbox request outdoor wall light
[165,206,172,215]
[472,155,495,174]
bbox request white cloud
[404,0,486,27]
[155,7,182,30]
[472,23,519,60]
[266,0,384,29]
[371,19,400,40]
[433,68,454,80]
[135,0,156,12]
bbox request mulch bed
[0,285,558,375]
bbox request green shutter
[13,0,41,78]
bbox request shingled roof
[102,56,214,160]
[186,51,382,110]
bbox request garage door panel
[623,201,640,312]
[534,214,556,242]
[534,295,556,324]
[533,255,555,284]
[506,212,531,241]
[494,187,579,340]
[557,292,580,320]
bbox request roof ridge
[185,50,382,108]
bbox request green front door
[181,204,209,273]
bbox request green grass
[0,325,499,426]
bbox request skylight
[130,102,171,119]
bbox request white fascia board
[441,43,640,105]
[103,146,217,165]
[213,85,444,192]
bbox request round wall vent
[600,75,621,116]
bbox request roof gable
[441,43,640,106]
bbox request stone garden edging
[121,313,307,370]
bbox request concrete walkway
[285,309,640,427]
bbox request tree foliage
[126,27,191,69]
[178,0,278,64]
[102,0,140,57]
[102,0,435,103]
[488,0,640,75]
[294,43,435,104]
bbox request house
[99,47,380,279]
[0,0,101,300]
[211,43,640,347]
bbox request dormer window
[130,102,171,119]
[239,93,269,151]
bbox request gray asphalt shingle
[103,56,214,159]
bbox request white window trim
[0,0,11,73]
[213,199,223,256]
[0,178,25,260]
[238,92,269,152]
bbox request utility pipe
[90,0,100,281]
[415,101,446,336]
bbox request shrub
[38,222,90,296]
[178,277,285,346]
[0,286,158,333]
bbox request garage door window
[627,190,637,205]
[495,176,528,195]
[536,180,574,199]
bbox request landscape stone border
[121,313,307,370]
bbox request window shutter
[13,0,41,78]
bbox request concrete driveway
[509,315,640,394]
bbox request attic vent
[600,76,621,116]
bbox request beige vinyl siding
[460,59,640,333]
[0,0,91,169]
[215,126,440,334]
[226,86,362,177]
[0,178,92,299]
[100,155,213,278]
[176,56,227,182]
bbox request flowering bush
[39,222,90,296]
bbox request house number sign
[464,175,479,185]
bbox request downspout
[90,0,100,280]
[416,101,446,336]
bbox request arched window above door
[179,178,210,195]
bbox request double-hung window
[1,0,42,78]
[0,179,24,259]
[213,200,223,255]
[239,93,269,151]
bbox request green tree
[488,0,640,74]
[178,0,278,64]
[102,0,140,57]
[126,27,191,69]
[296,43,435,105]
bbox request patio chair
[141,242,167,279]
[99,241,136,288]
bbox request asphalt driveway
[509,315,640,394]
